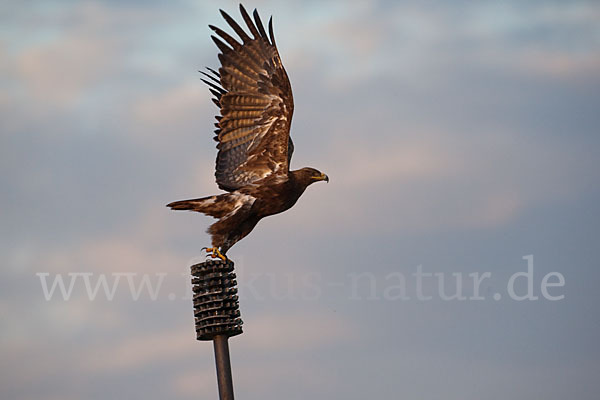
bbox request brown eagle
[167,5,328,260]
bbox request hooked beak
[312,173,329,183]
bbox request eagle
[167,4,328,260]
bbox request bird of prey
[167,4,328,260]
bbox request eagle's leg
[203,247,227,261]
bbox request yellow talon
[204,247,227,261]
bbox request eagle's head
[294,167,329,187]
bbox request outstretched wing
[202,4,294,192]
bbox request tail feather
[167,195,232,218]
[166,199,196,210]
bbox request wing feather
[219,9,252,44]
[199,69,221,84]
[201,78,225,93]
[209,25,242,50]
[253,9,269,44]
[211,35,233,54]
[268,17,276,47]
[204,5,294,192]
[240,6,260,39]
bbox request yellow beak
[313,173,329,182]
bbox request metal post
[190,259,243,400]
[213,335,234,400]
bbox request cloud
[171,357,338,399]
[275,125,595,235]
[6,2,128,107]
[28,205,197,277]
[487,49,600,78]
[15,35,117,106]
[238,310,359,351]
[130,81,213,155]
[283,0,600,90]
[4,1,191,112]
[170,367,217,398]
[83,328,202,372]
[133,83,208,128]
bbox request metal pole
[213,335,234,400]
[190,259,242,399]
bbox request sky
[1,0,600,399]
